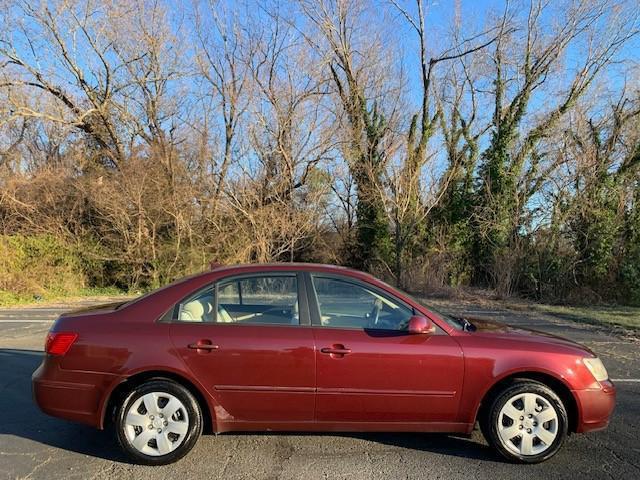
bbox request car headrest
[180,300,205,322]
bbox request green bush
[0,234,86,298]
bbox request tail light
[45,332,78,355]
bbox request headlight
[583,357,609,382]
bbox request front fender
[454,338,594,426]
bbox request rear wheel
[115,379,203,465]
[481,380,568,463]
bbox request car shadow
[0,348,131,464]
[353,432,499,461]
[230,431,500,462]
[0,348,499,464]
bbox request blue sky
[4,0,639,174]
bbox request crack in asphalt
[21,454,52,480]
[584,434,640,473]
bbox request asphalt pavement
[1,299,639,479]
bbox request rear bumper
[32,357,115,429]
[573,380,616,433]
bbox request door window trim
[162,271,311,327]
[304,272,417,331]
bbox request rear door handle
[320,345,352,356]
[188,340,219,352]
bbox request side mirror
[408,315,436,335]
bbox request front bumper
[573,380,616,433]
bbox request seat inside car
[179,294,298,324]
[179,299,204,321]
[179,298,214,322]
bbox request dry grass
[0,288,134,308]
[526,304,640,331]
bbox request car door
[307,273,464,424]
[169,272,316,424]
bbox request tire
[481,380,568,464]
[115,379,203,465]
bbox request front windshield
[368,275,465,330]
[400,290,465,330]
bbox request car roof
[210,262,368,277]
[203,263,392,288]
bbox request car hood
[463,316,594,355]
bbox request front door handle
[188,340,219,353]
[320,344,352,357]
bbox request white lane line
[0,320,55,323]
[611,379,640,382]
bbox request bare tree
[193,0,254,210]
[387,0,501,286]
[0,0,130,167]
[236,5,334,261]
[296,0,403,272]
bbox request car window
[216,275,299,325]
[177,286,215,323]
[311,276,413,330]
[218,281,240,304]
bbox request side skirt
[215,420,473,435]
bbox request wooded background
[1,0,640,305]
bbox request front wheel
[481,380,568,463]
[115,379,203,465]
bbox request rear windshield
[117,271,208,309]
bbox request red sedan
[32,263,615,465]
